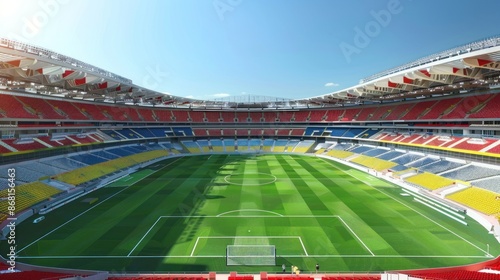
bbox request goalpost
[226,245,276,266]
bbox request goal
[226,245,276,266]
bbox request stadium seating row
[4,92,500,123]
[55,150,169,185]
[0,181,61,221]
[446,187,500,215]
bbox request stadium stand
[182,140,201,153]
[391,153,424,165]
[208,129,222,137]
[468,93,500,119]
[198,140,210,152]
[0,271,78,280]
[55,150,169,185]
[440,164,500,181]
[205,111,221,122]
[248,139,261,151]
[236,139,248,152]
[405,172,455,190]
[376,150,405,160]
[417,159,463,173]
[137,108,157,122]
[279,111,294,122]
[16,95,65,119]
[276,129,291,136]
[211,139,224,152]
[325,127,349,137]
[0,181,61,218]
[343,128,366,138]
[292,140,315,153]
[262,139,275,152]
[350,145,373,154]
[362,148,390,157]
[350,155,398,171]
[447,187,500,215]
[420,97,463,120]
[471,177,500,193]
[407,270,500,280]
[224,139,236,152]
[326,150,354,159]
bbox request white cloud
[213,93,230,98]
[324,82,339,87]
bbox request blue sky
[0,0,499,100]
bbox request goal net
[226,245,276,266]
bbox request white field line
[298,237,309,256]
[18,158,182,255]
[128,216,163,257]
[216,209,284,217]
[336,216,375,256]
[198,236,302,238]
[321,158,491,256]
[16,254,493,259]
[190,237,200,256]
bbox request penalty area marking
[127,214,373,257]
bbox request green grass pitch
[3,154,499,273]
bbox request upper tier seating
[43,157,88,170]
[385,103,416,120]
[445,93,493,119]
[350,146,373,154]
[401,100,435,120]
[343,128,366,138]
[440,164,500,181]
[419,160,464,173]
[362,148,390,157]
[468,93,500,119]
[376,151,405,160]
[0,94,37,118]
[325,128,349,137]
[391,153,423,165]
[190,111,205,123]
[471,177,500,193]
[419,97,463,120]
[46,99,88,119]
[16,95,65,119]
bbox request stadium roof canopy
[1,36,500,109]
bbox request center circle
[224,173,277,186]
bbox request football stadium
[1,3,500,280]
